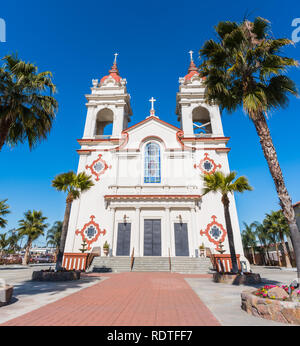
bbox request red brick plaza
[1,272,220,326]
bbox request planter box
[241,290,300,325]
[0,285,14,307]
[213,272,261,285]
[32,270,81,281]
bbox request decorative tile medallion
[200,215,227,250]
[75,215,106,250]
[86,154,112,181]
[194,153,221,175]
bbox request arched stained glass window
[144,142,161,183]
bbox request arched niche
[95,108,114,136]
[192,106,212,134]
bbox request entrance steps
[171,257,213,274]
[89,256,131,273]
[132,257,170,272]
[89,256,213,274]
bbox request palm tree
[52,171,94,270]
[0,232,8,257]
[6,229,21,254]
[202,171,252,273]
[265,222,281,266]
[46,221,62,263]
[199,17,300,281]
[253,221,271,265]
[264,210,292,267]
[0,54,58,151]
[0,199,10,228]
[17,210,48,265]
[241,222,257,264]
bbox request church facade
[63,53,246,264]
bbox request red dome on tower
[184,50,201,81]
[100,54,122,85]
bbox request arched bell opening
[95,108,114,136]
[192,106,212,135]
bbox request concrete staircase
[171,257,213,274]
[89,256,213,274]
[132,257,170,272]
[89,256,131,273]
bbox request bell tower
[83,54,132,139]
[176,51,224,137]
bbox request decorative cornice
[104,194,202,200]
[181,136,230,143]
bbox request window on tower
[144,142,161,183]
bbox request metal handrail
[168,248,171,272]
[130,247,135,271]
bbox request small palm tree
[17,210,48,265]
[6,229,21,254]
[253,221,272,265]
[241,222,257,264]
[0,199,10,228]
[52,171,94,270]
[264,210,292,267]
[202,171,252,273]
[199,16,300,281]
[0,54,58,151]
[0,232,8,257]
[46,221,62,263]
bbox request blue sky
[1,0,300,246]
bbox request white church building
[63,53,246,269]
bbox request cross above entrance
[148,97,158,117]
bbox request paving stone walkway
[1,272,220,326]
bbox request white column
[112,106,124,138]
[135,207,141,256]
[83,106,96,138]
[111,208,116,256]
[191,207,197,257]
[209,105,224,137]
[167,208,175,256]
[181,105,194,136]
[165,207,172,257]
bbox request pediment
[124,116,181,150]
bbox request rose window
[209,225,222,240]
[86,225,97,239]
[94,162,104,172]
[203,160,213,172]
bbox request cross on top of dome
[100,53,122,85]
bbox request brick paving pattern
[1,272,220,326]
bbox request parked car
[33,256,53,263]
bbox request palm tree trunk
[266,247,271,265]
[251,247,256,265]
[275,242,281,266]
[56,196,72,270]
[252,112,300,281]
[222,196,239,273]
[279,232,292,268]
[22,241,31,265]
